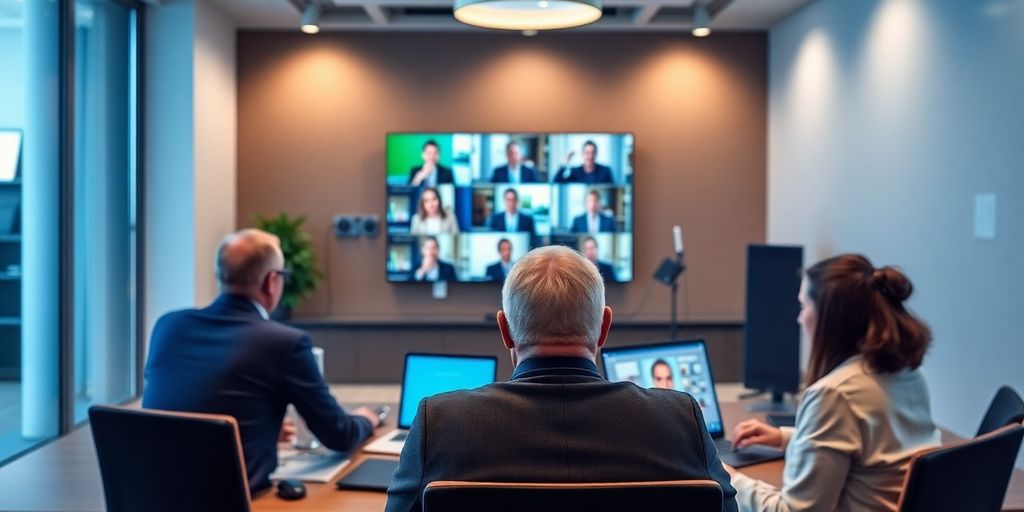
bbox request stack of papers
[270,447,352,483]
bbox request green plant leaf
[252,212,323,310]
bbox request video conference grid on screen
[385,133,634,283]
[603,343,723,435]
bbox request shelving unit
[0,176,20,381]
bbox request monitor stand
[745,391,797,414]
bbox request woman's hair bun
[872,266,912,302]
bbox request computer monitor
[743,244,803,412]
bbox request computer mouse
[276,479,307,500]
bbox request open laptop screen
[601,340,724,436]
[398,354,498,429]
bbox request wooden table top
[0,385,1020,512]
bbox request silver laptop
[601,339,784,468]
[362,353,498,455]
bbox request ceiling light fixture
[454,0,602,31]
[691,2,711,37]
[301,2,321,34]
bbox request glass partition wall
[0,0,141,464]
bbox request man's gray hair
[501,245,605,350]
[215,229,283,291]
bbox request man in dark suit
[414,235,457,281]
[581,236,616,283]
[409,139,454,186]
[553,140,615,184]
[143,229,381,493]
[485,238,514,282]
[488,188,536,235]
[386,245,737,512]
[490,140,538,183]
[571,189,617,233]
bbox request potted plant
[253,212,323,320]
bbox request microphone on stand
[673,225,684,257]
[653,226,688,340]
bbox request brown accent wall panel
[237,31,767,323]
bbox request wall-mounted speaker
[334,214,380,238]
[361,215,380,238]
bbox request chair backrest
[897,423,1024,512]
[89,405,252,512]
[977,386,1024,437]
[422,480,723,512]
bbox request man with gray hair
[143,229,381,493]
[386,245,738,512]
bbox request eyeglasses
[269,268,292,282]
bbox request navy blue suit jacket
[142,294,373,493]
[553,163,614,184]
[485,261,508,281]
[490,165,538,183]
[571,213,616,233]
[488,212,536,235]
[415,260,457,281]
[408,164,454,185]
[595,260,617,282]
[385,357,738,512]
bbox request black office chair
[977,385,1024,437]
[89,405,252,512]
[897,423,1024,512]
[422,480,723,512]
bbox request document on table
[270,447,352,483]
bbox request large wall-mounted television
[385,132,634,283]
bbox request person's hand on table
[352,406,382,429]
[278,418,296,443]
[731,418,783,450]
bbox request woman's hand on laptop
[731,419,782,450]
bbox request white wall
[143,0,237,344]
[194,0,237,305]
[769,0,1024,465]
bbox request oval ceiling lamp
[454,0,603,31]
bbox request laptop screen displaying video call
[601,340,724,435]
[398,354,498,429]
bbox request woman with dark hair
[410,187,459,235]
[727,254,940,512]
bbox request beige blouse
[731,356,941,512]
[410,210,460,235]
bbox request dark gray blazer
[385,357,738,512]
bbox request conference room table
[0,384,1020,511]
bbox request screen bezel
[384,131,635,284]
[599,339,725,437]
[397,352,499,429]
